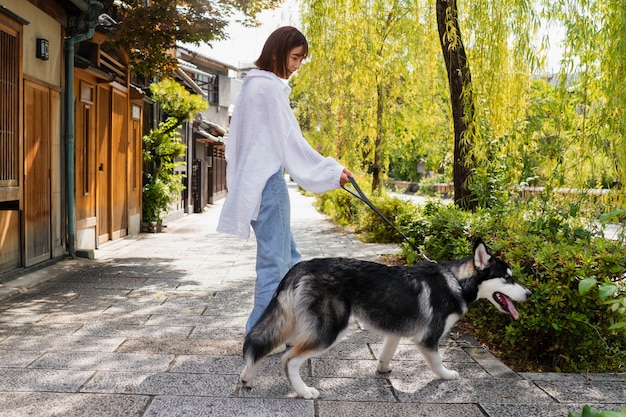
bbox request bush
[568,405,626,417]
[142,78,207,224]
[315,178,420,244]
[315,192,626,372]
[416,200,626,372]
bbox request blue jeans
[247,170,301,333]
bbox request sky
[198,0,301,67]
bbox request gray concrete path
[0,180,624,417]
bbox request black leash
[341,176,435,263]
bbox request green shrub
[315,191,626,372]
[357,194,418,243]
[568,405,626,417]
[314,188,361,226]
[417,174,448,196]
[142,78,207,223]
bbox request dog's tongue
[503,295,519,320]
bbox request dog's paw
[238,379,253,389]
[376,362,392,373]
[297,386,320,399]
[439,369,460,380]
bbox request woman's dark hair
[254,26,308,78]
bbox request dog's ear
[473,238,492,270]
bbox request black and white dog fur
[239,238,530,399]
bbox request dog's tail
[242,279,297,364]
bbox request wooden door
[23,80,51,266]
[75,78,97,231]
[110,87,128,239]
[128,104,142,218]
[96,84,111,244]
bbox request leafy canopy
[109,0,281,76]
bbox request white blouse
[216,69,344,239]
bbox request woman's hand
[339,168,353,186]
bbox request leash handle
[342,177,434,263]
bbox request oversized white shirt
[216,69,344,239]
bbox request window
[195,73,218,104]
[0,17,20,193]
[79,83,94,196]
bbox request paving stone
[323,359,490,380]
[82,371,238,396]
[310,358,386,379]
[0,335,125,352]
[520,372,626,383]
[0,369,93,392]
[465,346,521,379]
[239,375,397,402]
[315,342,375,360]
[61,276,149,289]
[0,324,83,337]
[189,326,245,340]
[480,403,626,417]
[145,314,247,328]
[143,395,314,417]
[73,323,192,338]
[317,401,486,417]
[28,285,132,299]
[370,343,474,363]
[104,303,208,316]
[0,313,49,324]
[0,392,150,417]
[117,338,241,355]
[169,354,246,374]
[37,311,150,325]
[534,380,626,403]
[30,351,173,372]
[168,354,289,380]
[391,378,555,404]
[0,350,42,367]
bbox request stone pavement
[0,180,624,417]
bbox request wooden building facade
[1,1,65,274]
[72,32,144,250]
[0,0,142,278]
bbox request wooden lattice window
[0,20,20,190]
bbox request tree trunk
[436,0,475,209]
[372,82,384,193]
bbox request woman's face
[283,45,306,79]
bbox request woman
[217,26,352,333]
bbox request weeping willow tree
[436,0,540,208]
[293,0,451,193]
[458,0,626,209]
[294,0,625,210]
[538,1,626,200]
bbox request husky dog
[239,238,530,399]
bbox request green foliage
[314,188,361,227]
[316,192,626,372]
[141,176,171,223]
[150,79,208,121]
[109,0,280,76]
[295,0,626,213]
[314,177,419,244]
[294,0,451,192]
[568,405,626,417]
[142,79,207,223]
[142,118,186,222]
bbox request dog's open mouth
[494,292,519,320]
